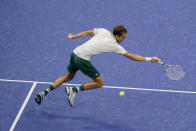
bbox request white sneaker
[65,86,76,107]
[35,92,45,105]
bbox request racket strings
[166,66,185,80]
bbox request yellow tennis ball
[119,91,125,96]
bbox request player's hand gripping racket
[159,60,185,80]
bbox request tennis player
[35,25,160,107]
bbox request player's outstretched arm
[123,52,160,63]
[67,30,94,39]
[124,52,146,61]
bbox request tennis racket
[159,60,185,80]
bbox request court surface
[1,0,196,131]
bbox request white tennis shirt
[73,28,127,61]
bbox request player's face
[116,33,127,43]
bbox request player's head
[113,25,127,43]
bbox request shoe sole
[35,94,41,105]
[65,87,69,95]
[68,96,73,107]
[65,87,73,107]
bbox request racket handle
[159,61,164,65]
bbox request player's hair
[113,25,127,36]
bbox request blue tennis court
[1,0,196,131]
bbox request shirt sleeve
[113,45,127,55]
[94,28,105,35]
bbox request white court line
[9,82,37,131]
[0,78,196,94]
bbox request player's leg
[35,53,79,105]
[67,60,103,93]
[44,72,76,94]
[65,76,103,107]
[35,72,76,105]
[65,76,104,107]
[52,72,76,88]
[65,54,104,106]
[83,76,104,90]
[67,75,103,93]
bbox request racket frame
[159,61,185,80]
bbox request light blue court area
[1,79,196,131]
[0,81,33,131]
[1,0,196,130]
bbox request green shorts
[67,52,100,79]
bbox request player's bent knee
[94,76,104,87]
[64,72,76,82]
[67,76,74,81]
[97,80,104,87]
[99,83,104,87]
